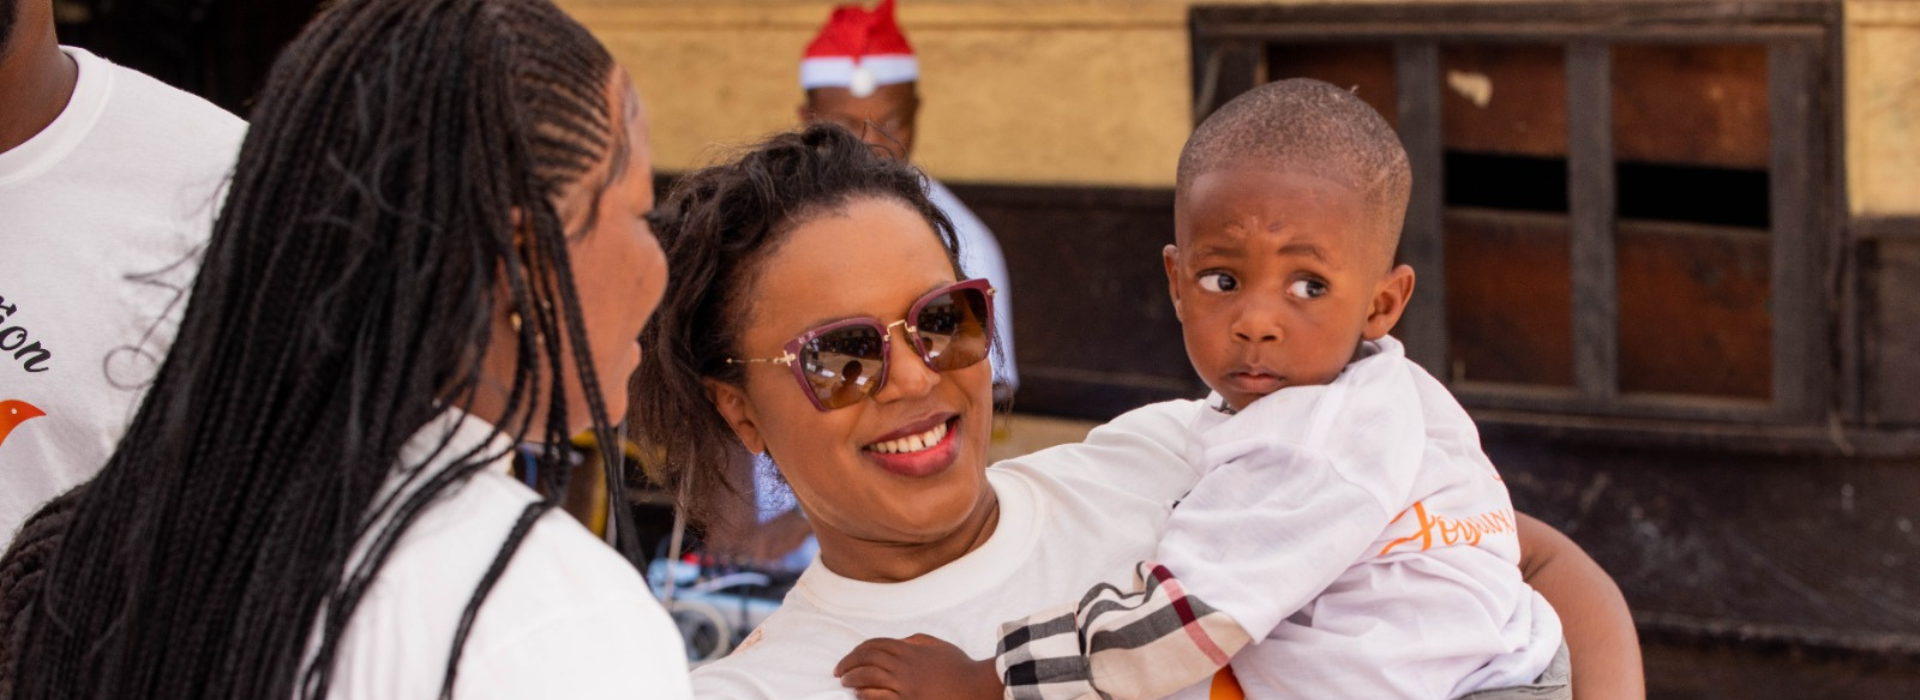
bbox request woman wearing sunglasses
[632,124,1638,698]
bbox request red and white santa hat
[800,0,917,97]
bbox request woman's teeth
[867,421,949,455]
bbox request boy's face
[801,82,919,161]
[1166,168,1414,412]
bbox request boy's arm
[1516,513,1645,700]
[994,562,1253,700]
[998,436,1393,700]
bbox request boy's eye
[1198,272,1238,293]
[1287,279,1328,299]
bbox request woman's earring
[510,311,523,334]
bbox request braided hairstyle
[630,123,959,529]
[0,487,84,699]
[5,0,636,698]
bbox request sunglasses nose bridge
[870,320,942,402]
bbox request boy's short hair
[1176,78,1412,264]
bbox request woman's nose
[872,324,939,401]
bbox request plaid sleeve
[995,561,1253,700]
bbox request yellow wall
[1848,1,1920,216]
[558,0,1198,188]
[566,0,1920,214]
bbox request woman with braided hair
[0,0,690,697]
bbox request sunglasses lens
[799,324,887,409]
[913,287,992,371]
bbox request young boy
[840,78,1567,699]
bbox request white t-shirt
[926,179,1017,395]
[1159,336,1560,699]
[691,399,1210,699]
[319,411,692,700]
[0,47,244,548]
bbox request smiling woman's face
[709,196,995,570]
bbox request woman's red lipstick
[862,415,960,478]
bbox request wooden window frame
[1191,2,1843,429]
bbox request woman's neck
[812,485,1001,583]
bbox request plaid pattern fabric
[996,562,1252,700]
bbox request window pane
[1615,221,1771,398]
[1266,42,1397,125]
[1613,44,1772,399]
[1446,209,1575,386]
[1439,44,1573,387]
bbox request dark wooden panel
[57,0,323,115]
[1445,209,1575,387]
[1642,639,1920,700]
[1445,209,1772,398]
[1191,34,1266,125]
[1439,44,1568,158]
[1492,432,1920,652]
[1396,41,1449,376]
[944,184,1206,420]
[1568,42,1620,399]
[1193,2,1837,43]
[1868,236,1920,426]
[1617,220,1772,399]
[1614,43,1771,169]
[1768,40,1829,422]
[1265,42,1398,128]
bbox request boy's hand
[834,634,1004,700]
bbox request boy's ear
[704,379,767,454]
[1163,244,1185,322]
[1362,264,1417,341]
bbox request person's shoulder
[372,470,648,613]
[437,476,688,690]
[331,471,681,699]
[450,511,690,698]
[98,53,245,132]
[464,472,649,595]
[992,398,1210,508]
[691,605,851,700]
[72,47,245,159]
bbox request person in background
[0,0,245,549]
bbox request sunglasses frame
[727,278,997,411]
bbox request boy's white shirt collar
[1204,336,1396,415]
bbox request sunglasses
[727,279,996,411]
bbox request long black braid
[2,0,637,698]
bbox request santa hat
[800,0,917,97]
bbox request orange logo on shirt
[0,399,47,449]
[1378,501,1518,556]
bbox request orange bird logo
[0,400,47,449]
